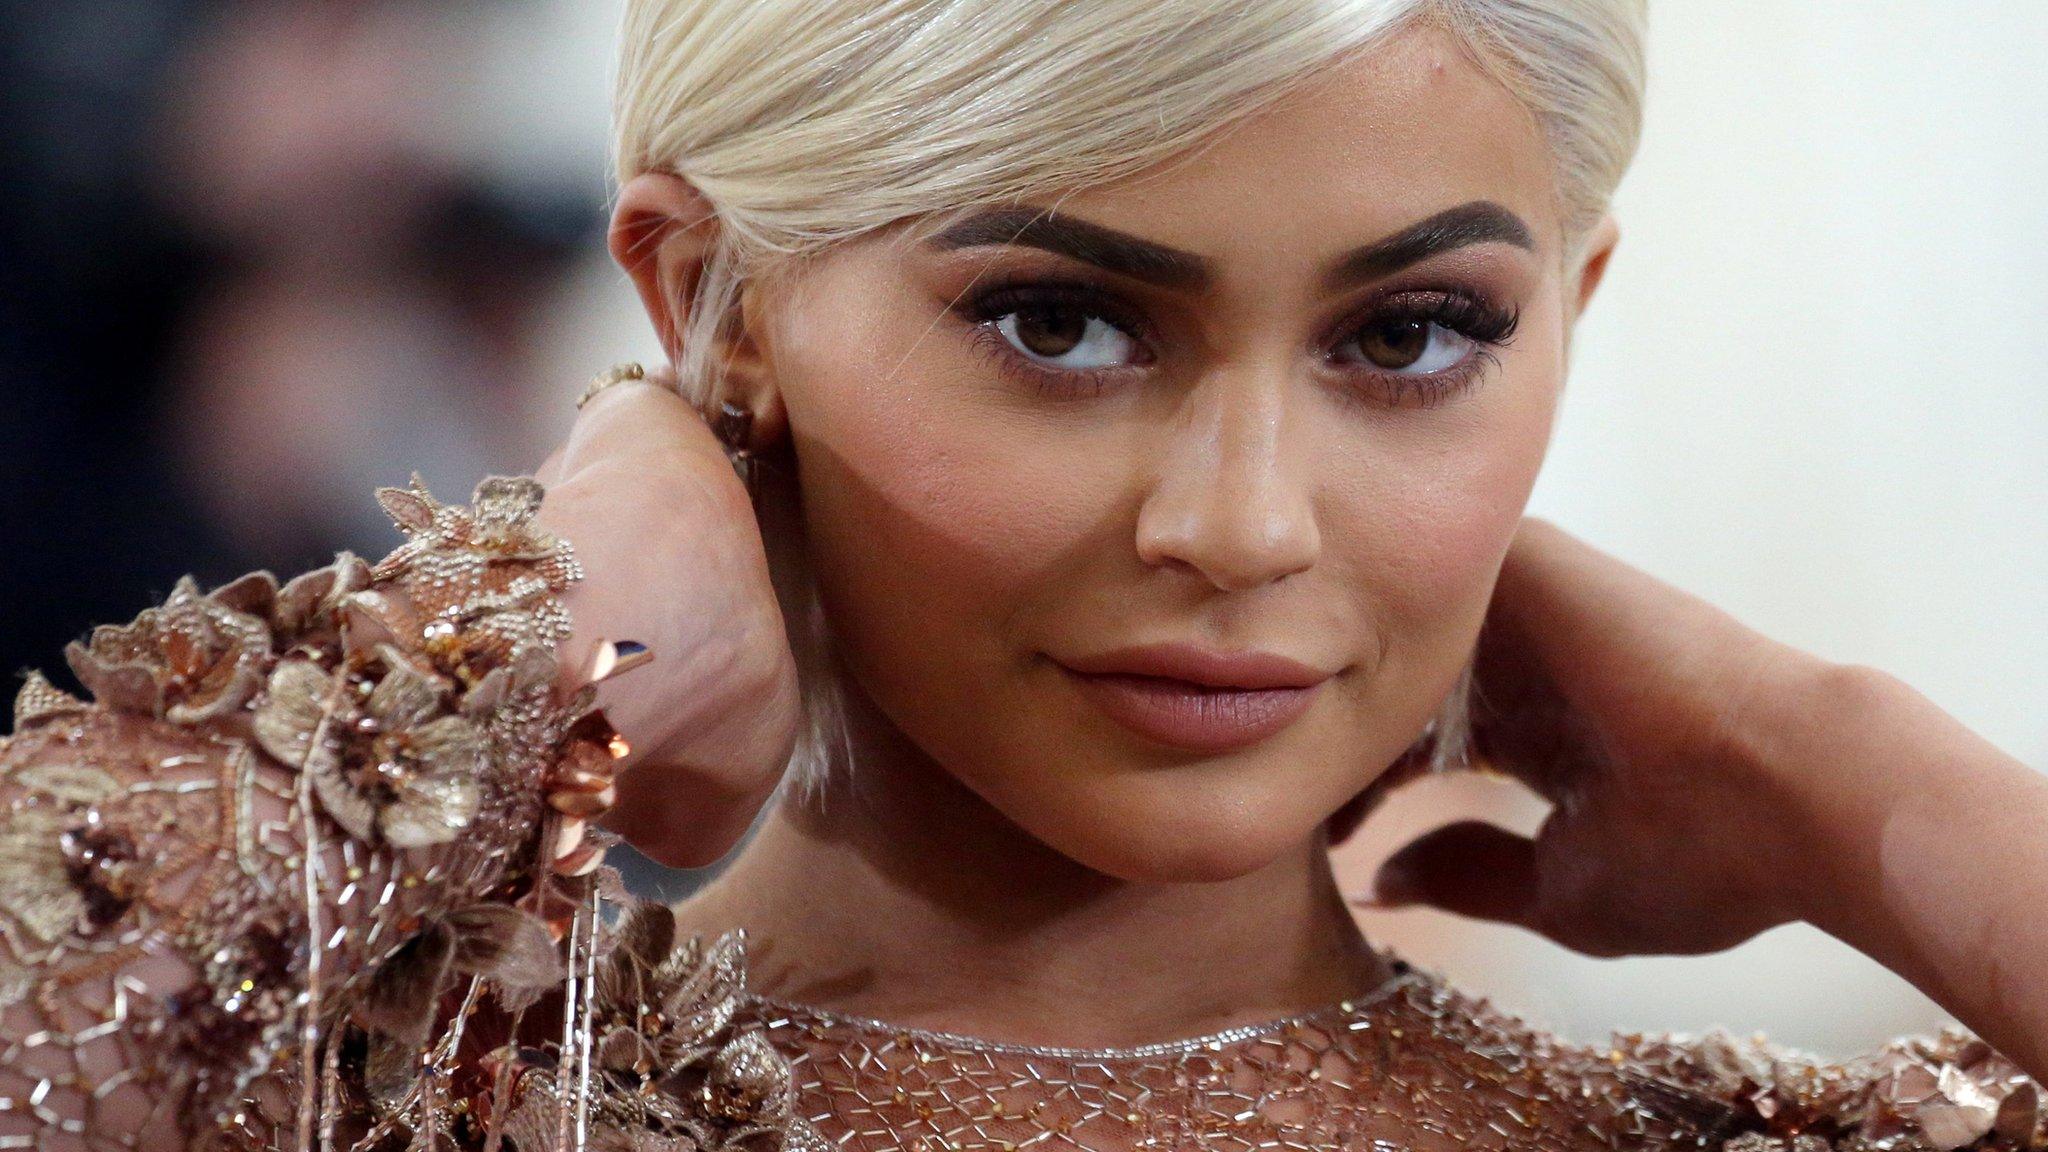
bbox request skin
[532,24,2048,1074]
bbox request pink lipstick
[1055,643,1332,753]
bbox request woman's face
[741,27,1604,881]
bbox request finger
[1471,521,1714,787]
[601,754,784,870]
[1490,518,1781,709]
[1494,518,1690,639]
[557,376,728,484]
[1362,820,1539,928]
[533,446,566,488]
[533,365,689,485]
[1463,711,1599,808]
[534,382,756,701]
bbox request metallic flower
[365,476,579,699]
[0,763,121,946]
[493,906,824,1152]
[1616,1025,2047,1152]
[376,474,562,569]
[1858,1032,2042,1151]
[268,551,375,643]
[252,644,486,848]
[701,1031,795,1125]
[63,574,272,724]
[593,907,746,1079]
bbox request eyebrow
[927,208,1210,287]
[925,200,1535,291]
[1322,200,1535,290]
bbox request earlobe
[1572,213,1622,318]
[720,280,790,454]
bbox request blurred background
[1,1,2041,1058]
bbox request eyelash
[958,279,1520,408]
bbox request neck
[673,683,1392,1048]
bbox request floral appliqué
[253,644,489,849]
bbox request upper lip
[1057,642,1336,690]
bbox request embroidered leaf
[445,903,563,990]
[356,922,455,1046]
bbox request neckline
[741,958,1426,1062]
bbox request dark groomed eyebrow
[925,199,1535,292]
[1323,200,1535,290]
[926,208,1212,288]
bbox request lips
[1055,643,1334,753]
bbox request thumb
[533,446,566,487]
[1362,820,1540,928]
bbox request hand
[533,370,800,868]
[1368,518,1832,956]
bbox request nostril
[1135,490,1319,590]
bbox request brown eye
[995,306,1140,369]
[1335,316,1475,376]
[1010,309,1093,358]
[1010,308,1083,357]
[1357,318,1431,369]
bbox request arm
[0,477,586,1151]
[1760,664,2048,1085]
[1366,519,2048,1090]
[0,374,800,1151]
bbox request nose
[1134,370,1320,592]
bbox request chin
[1010,774,1335,884]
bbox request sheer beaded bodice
[736,964,2047,1152]
[735,964,1685,1152]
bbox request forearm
[0,476,591,1150]
[1767,662,2048,1079]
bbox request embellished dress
[0,476,2038,1152]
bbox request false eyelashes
[955,276,1519,409]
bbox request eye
[1334,317,1477,375]
[995,306,1142,370]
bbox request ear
[1569,213,1621,320]
[608,172,786,451]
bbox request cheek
[1327,329,1563,674]
[771,288,1108,712]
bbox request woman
[2,1,2042,1149]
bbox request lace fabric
[0,474,2042,1152]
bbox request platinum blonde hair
[613,0,1647,799]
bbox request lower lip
[1059,668,1323,753]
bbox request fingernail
[585,639,655,683]
[551,817,587,861]
[555,843,606,877]
[548,787,612,818]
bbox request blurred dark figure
[0,1,600,693]
[0,2,229,684]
